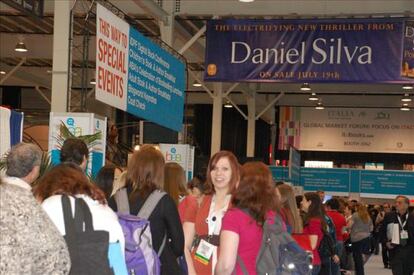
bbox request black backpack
[61,195,114,275]
[318,216,337,262]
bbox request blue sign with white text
[205,18,414,83]
[127,28,185,132]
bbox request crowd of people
[1,140,414,275]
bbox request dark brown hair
[127,145,165,201]
[232,162,279,226]
[34,163,106,204]
[204,150,240,195]
[303,192,327,232]
[164,162,187,205]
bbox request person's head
[6,142,42,184]
[95,165,123,199]
[326,198,340,211]
[187,175,205,198]
[356,203,370,223]
[60,138,89,170]
[232,162,279,225]
[277,183,303,233]
[34,162,106,204]
[205,151,240,195]
[302,192,324,218]
[164,162,187,205]
[317,190,325,202]
[395,195,410,214]
[383,203,391,213]
[127,145,165,200]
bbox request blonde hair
[164,162,187,205]
[277,184,303,233]
[356,203,370,223]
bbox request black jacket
[380,210,414,247]
[109,187,184,275]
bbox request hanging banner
[205,18,414,83]
[279,107,414,154]
[96,4,185,132]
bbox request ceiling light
[15,41,28,52]
[90,78,96,85]
[0,70,6,75]
[315,102,325,110]
[402,103,409,106]
[401,93,412,102]
[239,0,254,2]
[402,84,413,90]
[192,80,202,87]
[300,83,311,91]
[308,92,319,101]
[400,106,410,111]
[224,101,233,108]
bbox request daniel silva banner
[205,18,414,83]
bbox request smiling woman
[182,151,241,275]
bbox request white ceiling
[1,0,414,123]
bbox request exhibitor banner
[96,4,185,132]
[279,107,414,153]
[205,18,414,83]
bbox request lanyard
[397,213,408,230]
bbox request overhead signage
[205,18,414,83]
[279,107,414,154]
[96,4,185,132]
[289,146,301,185]
[2,0,44,17]
[270,166,414,198]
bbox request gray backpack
[237,214,312,275]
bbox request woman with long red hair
[215,161,279,275]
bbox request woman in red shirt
[215,162,280,275]
[301,192,326,275]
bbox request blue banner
[205,18,414,83]
[127,28,185,132]
[269,166,414,197]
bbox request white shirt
[42,194,125,254]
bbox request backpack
[61,195,114,275]
[318,216,337,262]
[238,212,313,275]
[115,189,167,275]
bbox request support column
[246,91,256,157]
[270,107,276,165]
[211,83,223,156]
[51,0,72,112]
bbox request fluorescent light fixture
[315,102,325,110]
[300,83,311,91]
[400,106,410,111]
[90,78,96,85]
[15,41,28,52]
[402,103,409,106]
[224,101,233,108]
[308,92,319,101]
[401,93,412,102]
[402,84,413,90]
[0,70,6,75]
[192,81,202,87]
[239,0,254,2]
